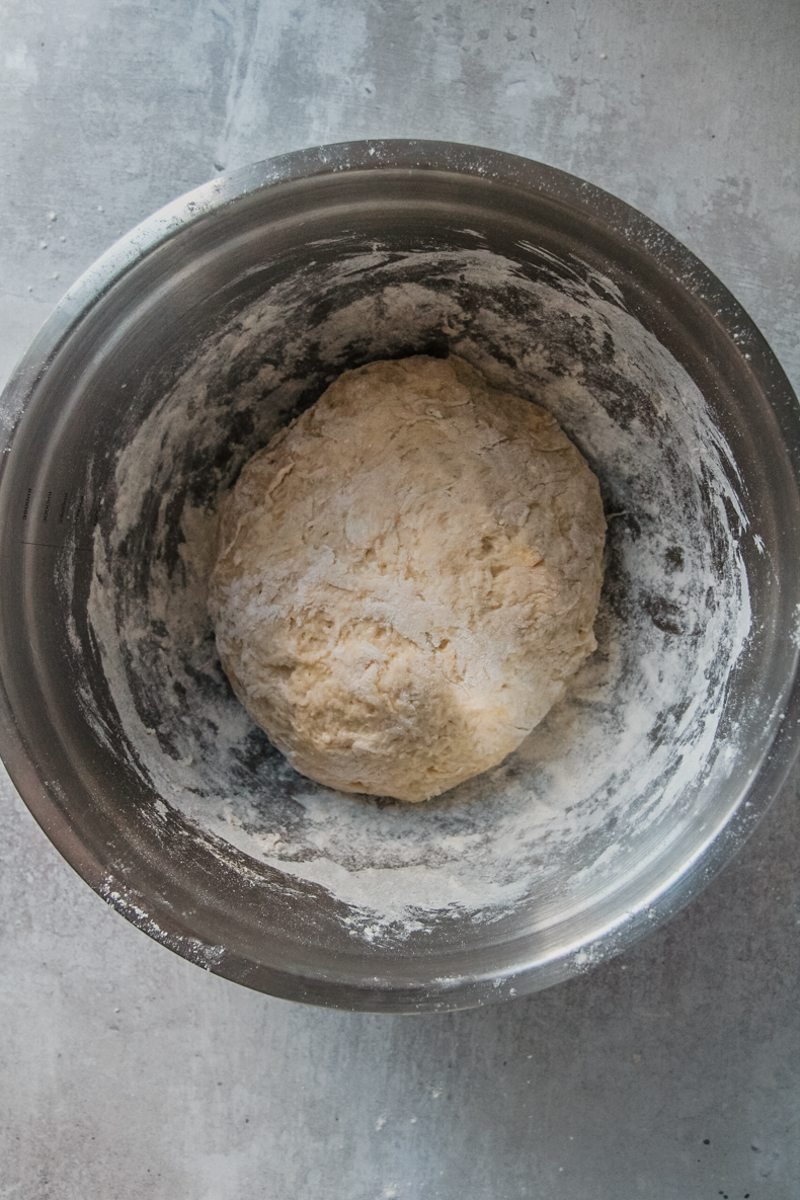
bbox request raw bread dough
[209,355,606,802]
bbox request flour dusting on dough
[210,355,606,803]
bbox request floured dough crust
[210,355,605,801]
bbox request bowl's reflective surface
[1,141,799,1011]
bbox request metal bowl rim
[1,138,799,1012]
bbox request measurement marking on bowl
[18,483,100,551]
[20,540,94,552]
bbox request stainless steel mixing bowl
[1,140,799,1012]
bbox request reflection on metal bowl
[0,140,798,1011]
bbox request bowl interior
[1,152,797,1009]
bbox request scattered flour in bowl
[79,245,753,940]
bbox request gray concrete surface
[1,1,799,1197]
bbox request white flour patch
[77,245,753,942]
[792,603,800,650]
[98,876,226,969]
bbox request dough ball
[209,355,605,802]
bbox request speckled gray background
[1,2,799,1197]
